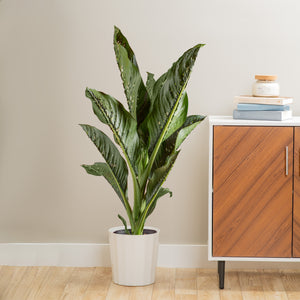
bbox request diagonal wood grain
[213,126,293,257]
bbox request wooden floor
[0,266,300,300]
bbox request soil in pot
[113,229,157,235]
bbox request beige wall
[1,0,300,244]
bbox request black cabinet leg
[218,261,225,289]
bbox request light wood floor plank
[0,266,299,299]
[175,268,197,300]
[152,268,176,300]
[280,270,300,300]
[105,282,131,300]
[219,271,243,300]
[83,267,111,300]
[14,267,44,300]
[0,266,20,299]
[0,266,28,300]
[29,267,75,300]
[196,269,220,300]
[129,285,153,300]
[59,267,95,299]
[261,269,288,300]
[25,266,52,300]
[239,269,265,300]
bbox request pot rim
[108,226,160,235]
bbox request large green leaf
[146,187,172,218]
[85,88,141,175]
[153,115,205,170]
[144,44,205,157]
[145,151,179,206]
[82,162,125,204]
[114,26,150,126]
[80,124,128,198]
[85,89,107,125]
[174,115,206,150]
[163,91,188,141]
[146,72,155,101]
[118,214,130,234]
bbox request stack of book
[233,95,293,121]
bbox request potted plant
[80,26,205,286]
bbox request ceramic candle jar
[252,75,280,97]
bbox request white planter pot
[108,226,159,286]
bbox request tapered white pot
[108,226,159,286]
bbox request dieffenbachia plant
[80,26,205,234]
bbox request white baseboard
[1,243,300,269]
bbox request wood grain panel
[293,127,300,257]
[213,126,293,257]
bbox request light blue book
[233,109,292,121]
[237,103,290,111]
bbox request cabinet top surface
[209,115,300,126]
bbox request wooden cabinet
[213,126,293,258]
[209,117,300,288]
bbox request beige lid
[255,75,277,81]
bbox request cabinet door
[293,127,300,257]
[213,126,293,257]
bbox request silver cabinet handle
[286,146,289,176]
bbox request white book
[233,109,292,121]
[235,95,293,105]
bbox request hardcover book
[236,103,290,111]
[233,109,292,121]
[235,95,293,105]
